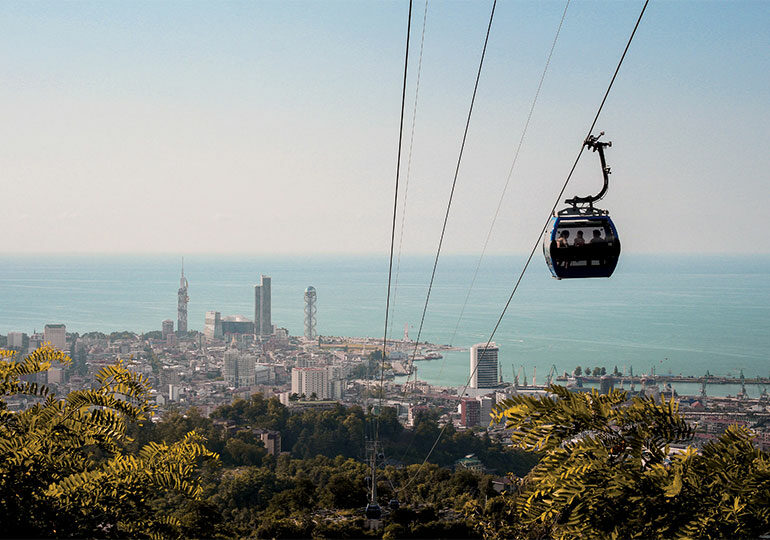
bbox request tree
[591,366,602,376]
[109,330,137,341]
[484,385,770,539]
[613,365,620,376]
[319,471,366,509]
[600,366,607,376]
[0,346,218,538]
[574,366,582,376]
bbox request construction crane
[546,364,557,386]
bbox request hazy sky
[2,1,768,255]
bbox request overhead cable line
[389,0,430,341]
[404,0,569,464]
[399,0,650,492]
[376,0,414,443]
[403,0,498,393]
[446,0,570,351]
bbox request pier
[555,374,770,385]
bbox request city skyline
[1,1,768,255]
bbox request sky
[1,0,768,255]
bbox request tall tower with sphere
[304,286,317,340]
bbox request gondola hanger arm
[565,132,612,209]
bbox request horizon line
[0,251,765,258]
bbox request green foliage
[209,394,534,475]
[481,385,770,539]
[0,346,218,538]
[109,331,138,341]
[399,410,537,476]
[81,331,107,340]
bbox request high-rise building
[221,315,255,336]
[237,354,256,387]
[223,347,240,387]
[291,367,330,399]
[477,395,494,427]
[460,398,481,428]
[177,259,189,334]
[204,311,223,340]
[470,342,499,389]
[7,332,25,349]
[254,275,272,336]
[304,286,317,340]
[222,343,256,388]
[44,324,66,351]
[162,319,174,340]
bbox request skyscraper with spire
[177,258,189,334]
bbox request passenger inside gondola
[590,229,603,243]
[556,230,570,247]
[574,230,585,246]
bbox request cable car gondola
[544,133,621,279]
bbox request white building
[44,324,66,351]
[7,332,25,349]
[477,395,495,427]
[237,354,256,387]
[47,365,66,386]
[204,311,223,340]
[470,342,499,389]
[255,364,273,385]
[162,319,174,340]
[291,367,330,399]
[223,347,257,388]
[223,348,240,387]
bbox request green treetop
[472,385,770,539]
[0,346,218,538]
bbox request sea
[1,254,768,398]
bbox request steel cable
[389,0,430,342]
[446,0,571,351]
[403,0,498,393]
[376,0,414,444]
[398,0,650,492]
